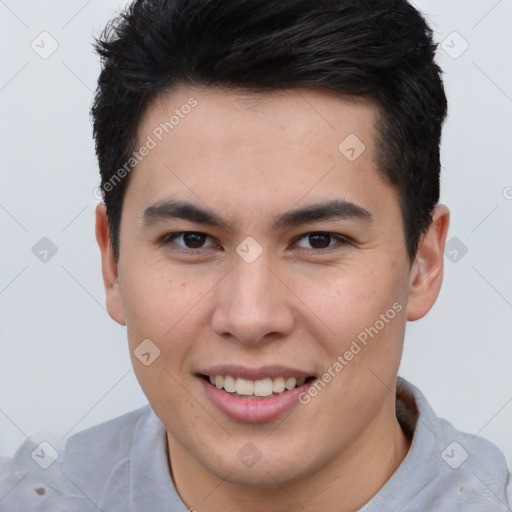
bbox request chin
[202,440,319,488]
[219,462,306,489]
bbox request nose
[211,254,295,346]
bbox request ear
[406,205,450,321]
[95,203,126,325]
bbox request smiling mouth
[200,374,316,399]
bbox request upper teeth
[208,375,306,396]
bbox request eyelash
[159,231,352,254]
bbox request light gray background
[1,0,511,463]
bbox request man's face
[105,87,417,486]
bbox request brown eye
[163,232,215,250]
[307,233,332,249]
[182,232,207,248]
[295,232,338,250]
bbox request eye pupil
[309,233,331,249]
[184,233,206,248]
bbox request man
[1,0,510,510]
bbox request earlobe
[406,205,450,321]
[95,204,126,325]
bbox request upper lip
[197,365,315,381]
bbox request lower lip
[199,377,311,423]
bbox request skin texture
[96,86,450,512]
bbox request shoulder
[0,406,153,511]
[63,405,150,468]
[428,416,510,510]
[374,378,511,511]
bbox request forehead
[139,86,378,154]
[124,86,397,228]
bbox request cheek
[293,262,409,403]
[119,254,210,343]
[118,263,207,406]
[295,262,404,345]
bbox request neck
[168,396,411,512]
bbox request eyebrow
[141,198,373,231]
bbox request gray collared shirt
[1,378,510,511]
